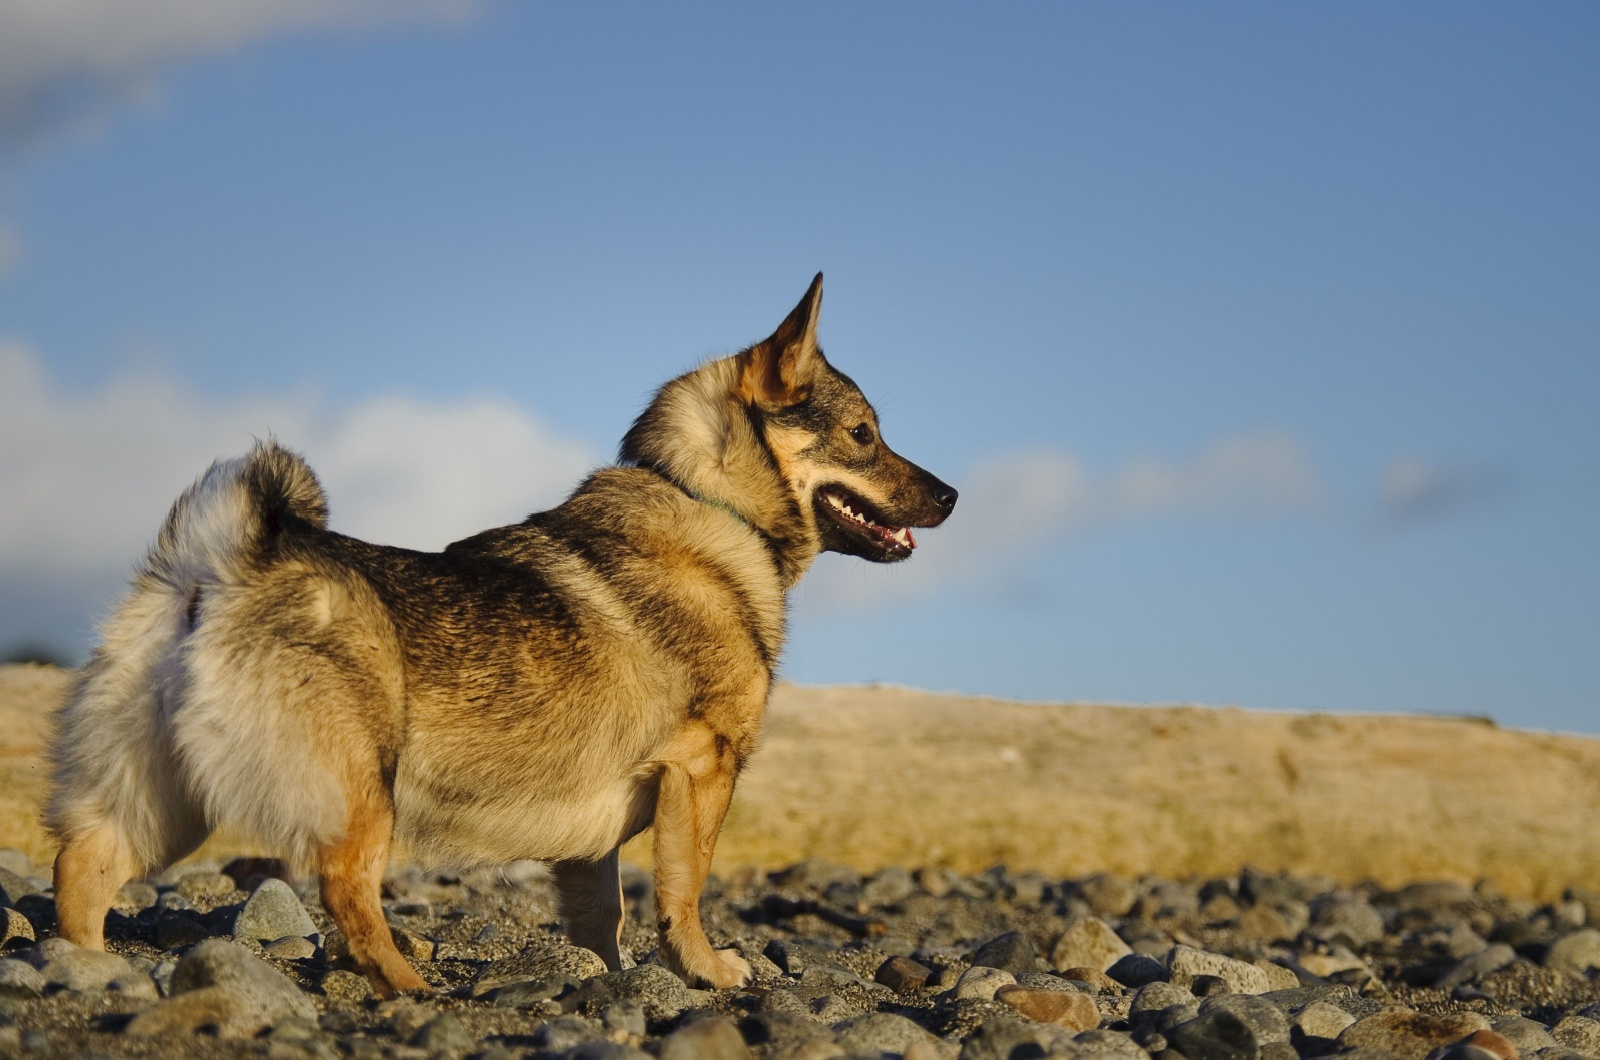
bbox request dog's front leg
[552,848,624,971]
[650,721,751,989]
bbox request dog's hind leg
[316,788,427,998]
[650,722,752,989]
[552,848,625,971]
[53,825,139,949]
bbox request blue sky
[1,3,1596,732]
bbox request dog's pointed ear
[738,273,824,411]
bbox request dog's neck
[619,356,819,588]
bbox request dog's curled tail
[145,438,328,593]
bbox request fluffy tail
[46,440,328,871]
[145,438,328,595]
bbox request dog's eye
[849,423,874,445]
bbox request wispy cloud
[1379,456,1516,528]
[0,342,597,578]
[0,0,475,146]
[799,430,1328,611]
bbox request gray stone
[1166,946,1297,994]
[1491,1017,1558,1054]
[834,1011,937,1055]
[27,937,76,966]
[411,1013,475,1051]
[968,931,1045,976]
[600,998,647,1038]
[1167,1009,1263,1060]
[862,866,917,907]
[1199,994,1291,1045]
[114,881,159,914]
[40,947,147,995]
[596,962,693,1022]
[493,973,581,1008]
[531,1014,604,1051]
[958,1015,1076,1060]
[1436,942,1517,989]
[1077,874,1139,917]
[1307,894,1386,948]
[1546,929,1600,974]
[1550,1015,1600,1055]
[952,965,1016,1001]
[264,935,317,960]
[1052,916,1133,973]
[1292,1000,1355,1041]
[0,958,43,999]
[1107,952,1169,988]
[471,939,609,996]
[740,1010,840,1053]
[0,867,40,905]
[125,937,316,1038]
[1131,980,1195,1017]
[564,1044,653,1060]
[175,870,238,904]
[233,878,316,941]
[659,1015,752,1059]
[1075,1029,1150,1060]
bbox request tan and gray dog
[46,274,956,997]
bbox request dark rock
[875,955,932,993]
[834,1012,936,1054]
[1199,993,1291,1045]
[968,931,1045,976]
[1191,974,1230,998]
[156,912,211,950]
[1108,952,1169,988]
[1166,1008,1262,1060]
[532,1014,604,1050]
[410,1014,475,1052]
[958,1014,1077,1059]
[1436,942,1517,989]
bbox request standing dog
[47,274,955,996]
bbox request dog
[46,274,956,996]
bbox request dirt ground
[4,664,1597,899]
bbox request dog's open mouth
[817,488,915,558]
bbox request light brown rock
[1339,1006,1492,1060]
[995,984,1100,1031]
[1051,916,1132,973]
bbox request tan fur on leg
[651,723,751,988]
[316,792,426,998]
[53,824,138,950]
[552,848,625,971]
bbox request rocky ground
[2,851,1599,1059]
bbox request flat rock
[1338,1006,1492,1060]
[471,940,610,996]
[40,948,145,994]
[834,1012,938,1054]
[995,984,1099,1030]
[126,938,316,1038]
[411,1013,476,1052]
[1052,916,1133,973]
[1166,945,1297,994]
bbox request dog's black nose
[931,480,958,514]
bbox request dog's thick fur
[47,275,955,996]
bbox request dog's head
[735,274,956,564]
[621,274,955,579]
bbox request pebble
[40,947,144,994]
[264,935,318,960]
[471,939,610,996]
[953,965,1016,1001]
[1167,945,1298,994]
[1107,952,1169,988]
[1434,942,1519,989]
[1549,1015,1600,1054]
[595,962,693,1021]
[1337,1006,1492,1060]
[994,984,1099,1030]
[1200,994,1292,1045]
[126,937,316,1037]
[1051,915,1133,973]
[1,906,33,947]
[233,878,317,941]
[1292,1000,1356,1041]
[958,1015,1076,1060]
[1544,928,1600,974]
[320,968,374,1004]
[967,931,1045,976]
[174,870,238,903]
[877,954,933,993]
[410,1013,475,1052]
[1167,1008,1264,1060]
[0,958,44,999]
[1308,894,1386,948]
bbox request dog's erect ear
[738,273,824,411]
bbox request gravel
[0,848,1596,1058]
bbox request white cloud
[1380,456,1514,527]
[0,342,597,578]
[0,0,474,143]
[799,430,1328,611]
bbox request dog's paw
[696,947,752,990]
